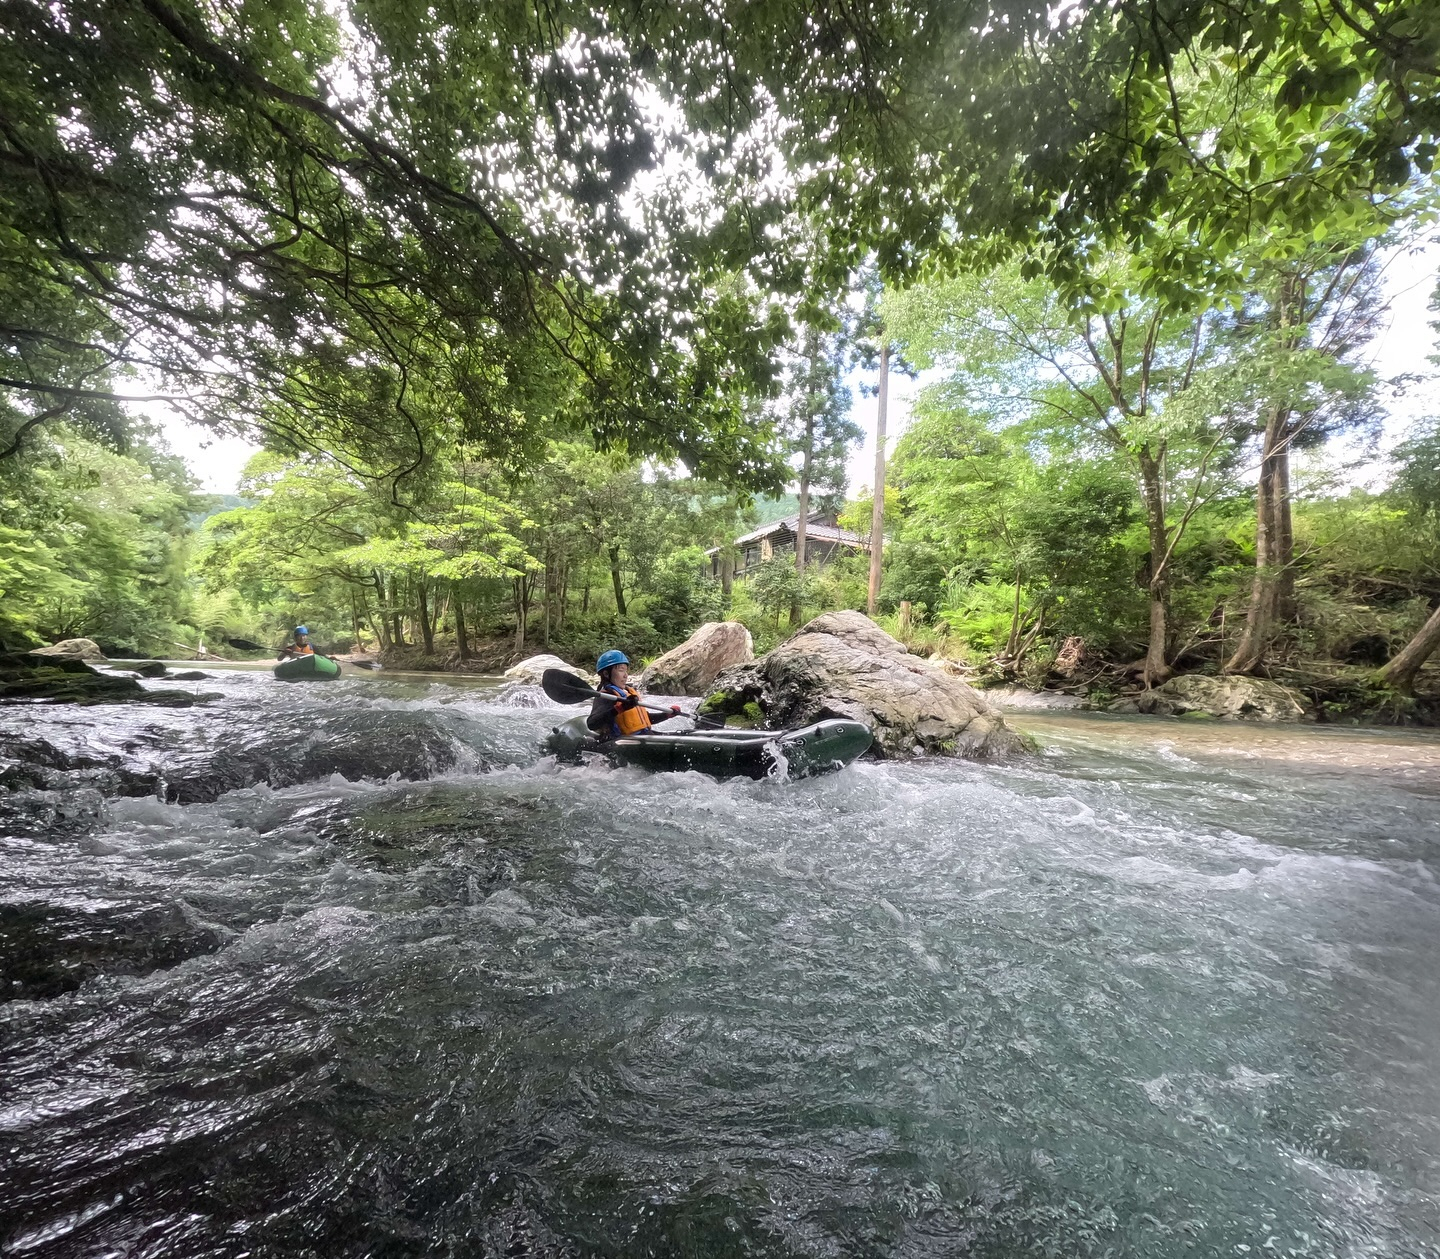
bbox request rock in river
[503,654,597,686]
[638,620,754,696]
[27,637,107,661]
[701,610,1027,759]
[1132,674,1313,721]
[0,652,211,707]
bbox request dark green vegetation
[1,0,1437,708]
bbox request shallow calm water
[2,670,1439,1257]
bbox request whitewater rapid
[2,667,1438,1256]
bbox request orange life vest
[292,644,314,656]
[605,683,652,737]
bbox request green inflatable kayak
[273,653,341,682]
[543,713,872,780]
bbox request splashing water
[2,667,1439,1256]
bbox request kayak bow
[273,654,341,682]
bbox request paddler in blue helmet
[277,625,315,660]
[586,650,680,741]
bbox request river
[2,667,1439,1257]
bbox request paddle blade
[541,669,599,705]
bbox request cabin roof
[733,513,866,547]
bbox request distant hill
[749,494,800,526]
[189,494,250,527]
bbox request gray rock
[130,661,169,678]
[982,685,1086,711]
[638,621,754,696]
[702,610,1027,759]
[27,637,107,661]
[1136,674,1313,721]
[503,654,597,687]
[169,670,211,681]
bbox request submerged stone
[0,896,226,1002]
[0,787,107,841]
[0,653,219,707]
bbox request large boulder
[503,654,597,687]
[700,610,1028,759]
[637,621,754,696]
[28,637,106,662]
[1135,674,1313,721]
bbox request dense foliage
[1,0,1438,701]
[0,427,208,653]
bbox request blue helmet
[294,625,309,635]
[596,649,629,672]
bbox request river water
[3,668,1439,1257]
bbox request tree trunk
[720,550,733,599]
[454,590,470,661]
[1273,439,1296,622]
[1379,603,1440,694]
[390,576,405,647]
[417,582,434,655]
[542,552,552,649]
[867,341,889,617]
[1227,406,1296,674]
[1005,574,1023,656]
[791,402,814,628]
[513,576,528,649]
[370,573,391,651]
[1137,448,1172,685]
[582,572,591,615]
[608,545,627,617]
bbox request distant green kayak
[543,714,872,780]
[273,653,341,682]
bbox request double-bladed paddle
[540,668,722,728]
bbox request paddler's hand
[618,694,640,710]
[669,705,682,715]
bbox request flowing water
[3,668,1440,1257]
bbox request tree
[0,426,205,652]
[1223,244,1387,673]
[1378,418,1440,692]
[779,323,862,625]
[0,0,794,495]
[886,260,1247,683]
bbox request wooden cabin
[705,512,869,582]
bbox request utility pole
[791,336,817,628]
[866,341,889,617]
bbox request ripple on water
[1,694,1439,1255]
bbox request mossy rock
[0,653,217,707]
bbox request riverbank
[977,669,1440,726]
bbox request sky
[159,244,1439,498]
